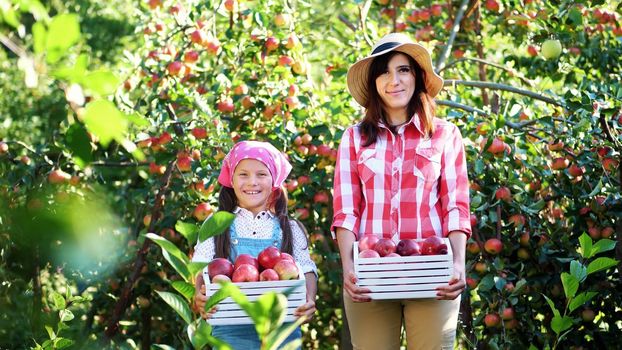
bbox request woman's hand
[193,282,218,319]
[294,300,316,323]
[343,268,371,302]
[435,262,465,300]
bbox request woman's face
[374,53,416,120]
[232,159,273,215]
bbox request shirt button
[232,238,238,245]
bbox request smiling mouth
[244,190,261,195]
[387,90,404,95]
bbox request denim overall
[211,217,303,349]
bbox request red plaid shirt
[332,116,471,241]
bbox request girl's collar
[233,206,275,218]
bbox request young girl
[333,33,471,349]
[192,140,317,349]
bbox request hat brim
[346,42,443,107]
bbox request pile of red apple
[207,246,299,283]
[357,234,448,258]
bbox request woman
[332,33,471,349]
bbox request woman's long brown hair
[214,186,296,259]
[360,50,437,147]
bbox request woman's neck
[384,109,408,126]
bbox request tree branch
[439,57,535,86]
[444,80,563,106]
[104,160,176,339]
[435,0,470,71]
[437,99,487,115]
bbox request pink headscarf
[218,140,292,190]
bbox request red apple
[184,50,199,63]
[484,238,503,255]
[232,264,259,282]
[259,268,279,281]
[396,239,421,256]
[385,252,401,258]
[502,307,515,320]
[191,127,208,139]
[234,254,259,271]
[273,259,298,280]
[208,258,234,279]
[313,191,330,204]
[193,203,213,221]
[279,252,295,263]
[374,238,397,257]
[495,186,512,202]
[358,234,379,251]
[48,169,71,184]
[167,61,183,75]
[258,246,281,269]
[177,155,193,172]
[484,313,501,328]
[358,249,380,259]
[421,236,444,255]
[211,274,231,283]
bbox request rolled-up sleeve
[439,124,471,238]
[331,127,362,239]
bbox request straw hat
[346,33,444,107]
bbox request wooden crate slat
[358,275,450,286]
[208,315,298,326]
[356,261,452,271]
[357,269,451,279]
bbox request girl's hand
[293,300,316,323]
[194,284,218,319]
[435,263,465,300]
[343,269,371,303]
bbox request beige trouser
[344,294,461,350]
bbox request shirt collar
[233,206,275,219]
[378,113,424,134]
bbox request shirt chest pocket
[357,149,384,184]
[414,147,442,183]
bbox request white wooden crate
[353,238,453,300]
[203,263,306,325]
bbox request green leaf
[53,337,73,349]
[82,70,120,96]
[65,123,93,168]
[45,325,55,340]
[82,100,128,147]
[543,294,560,317]
[569,291,597,312]
[51,54,89,82]
[46,14,80,64]
[569,260,587,283]
[176,220,199,243]
[561,272,579,299]
[583,180,602,198]
[188,262,208,281]
[146,233,191,281]
[198,211,235,242]
[550,315,573,335]
[59,309,74,322]
[252,292,287,338]
[264,318,305,350]
[155,291,192,324]
[171,280,196,301]
[32,22,46,54]
[586,257,618,275]
[162,248,191,282]
[145,233,189,265]
[591,239,617,256]
[0,5,20,28]
[187,319,233,350]
[50,291,65,310]
[578,233,592,259]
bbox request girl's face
[375,53,416,120]
[232,159,273,215]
